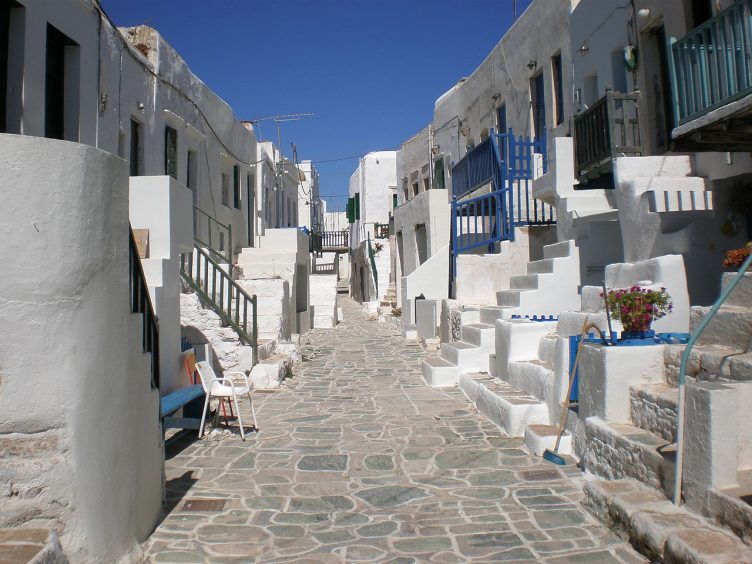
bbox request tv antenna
[248,113,314,156]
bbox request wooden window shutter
[165,126,178,179]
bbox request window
[415,223,428,265]
[423,178,430,192]
[46,24,78,140]
[412,182,419,197]
[393,194,398,208]
[130,119,142,176]
[433,156,445,189]
[186,150,197,191]
[0,2,13,132]
[530,72,546,141]
[164,126,178,179]
[496,104,507,157]
[552,53,563,126]
[233,165,240,209]
[402,179,409,202]
[221,172,230,206]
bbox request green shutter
[346,198,354,223]
[233,165,240,209]
[354,193,360,220]
[433,156,445,189]
[393,194,398,208]
[165,126,178,179]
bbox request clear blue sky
[101,0,532,210]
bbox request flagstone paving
[144,298,644,563]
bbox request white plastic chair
[195,361,257,440]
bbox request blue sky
[101,0,532,210]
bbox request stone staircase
[422,239,580,390]
[577,271,752,553]
[381,282,397,308]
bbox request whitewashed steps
[422,356,457,387]
[461,323,495,350]
[440,341,490,372]
[459,372,548,437]
[524,424,572,457]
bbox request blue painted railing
[669,0,752,126]
[449,129,555,287]
[451,135,497,199]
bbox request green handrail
[673,251,752,504]
[194,205,232,265]
[180,242,257,365]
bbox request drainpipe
[673,251,752,504]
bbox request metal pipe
[673,251,752,504]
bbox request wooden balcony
[573,91,641,186]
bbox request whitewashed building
[347,151,397,305]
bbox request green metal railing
[194,205,232,265]
[669,0,752,126]
[180,242,258,364]
[673,251,752,505]
[573,91,641,182]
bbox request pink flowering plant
[603,286,673,333]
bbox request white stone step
[461,323,495,350]
[440,341,489,372]
[459,373,549,437]
[584,478,752,564]
[543,240,574,260]
[629,383,678,442]
[664,343,752,385]
[691,305,752,351]
[526,258,555,274]
[422,356,457,387]
[507,359,555,408]
[498,289,521,307]
[510,274,539,290]
[721,271,752,309]
[479,306,512,325]
[538,334,558,364]
[403,324,418,340]
[618,155,693,178]
[581,416,675,497]
[524,424,571,457]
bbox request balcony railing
[321,230,349,250]
[450,136,496,199]
[574,91,641,182]
[670,0,752,126]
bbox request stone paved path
[144,298,644,563]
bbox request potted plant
[373,242,384,255]
[603,285,673,340]
[723,245,751,270]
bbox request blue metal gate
[450,129,555,291]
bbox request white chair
[195,361,257,440]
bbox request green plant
[391,306,402,317]
[602,286,673,332]
[373,242,384,254]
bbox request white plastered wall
[0,135,162,561]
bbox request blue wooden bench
[160,385,205,431]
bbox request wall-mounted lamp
[578,44,589,56]
[431,144,440,156]
[637,8,650,20]
[99,93,108,114]
[526,59,538,71]
[492,93,501,101]
[460,126,470,137]
[137,101,145,111]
